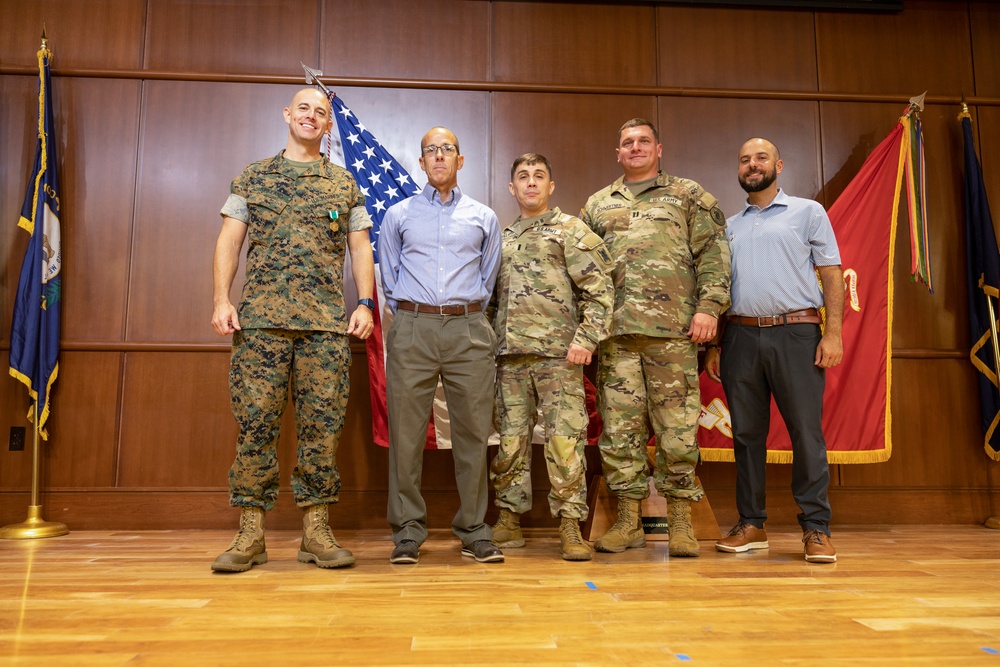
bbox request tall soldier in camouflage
[210,88,376,572]
[582,118,731,558]
[488,154,613,561]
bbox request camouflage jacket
[582,171,731,338]
[225,151,370,333]
[489,207,613,357]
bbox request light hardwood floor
[2,526,1000,666]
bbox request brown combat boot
[492,508,525,548]
[211,506,267,572]
[559,517,593,561]
[298,504,356,568]
[594,497,645,553]
[667,498,700,557]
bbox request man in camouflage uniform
[489,153,613,561]
[582,118,730,558]
[209,87,375,572]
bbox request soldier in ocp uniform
[489,153,613,561]
[582,118,731,558]
[209,88,376,572]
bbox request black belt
[728,308,820,327]
[398,301,482,316]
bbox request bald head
[737,137,783,197]
[740,138,780,162]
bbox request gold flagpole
[0,29,69,541]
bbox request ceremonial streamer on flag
[9,42,62,440]
[901,107,933,291]
[961,109,1000,461]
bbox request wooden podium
[581,475,721,542]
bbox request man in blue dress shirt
[705,137,844,564]
[379,127,504,565]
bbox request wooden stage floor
[2,525,1000,666]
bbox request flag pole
[0,29,68,540]
[0,403,68,539]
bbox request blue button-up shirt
[379,184,501,313]
[726,189,841,317]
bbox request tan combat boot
[492,508,525,548]
[211,506,267,572]
[298,504,356,568]
[559,517,593,561]
[594,497,646,553]
[667,498,700,557]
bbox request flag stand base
[986,517,1000,530]
[0,505,69,540]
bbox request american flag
[327,94,420,448]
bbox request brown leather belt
[398,300,482,316]
[728,308,820,327]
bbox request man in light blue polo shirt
[704,137,845,564]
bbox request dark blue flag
[9,45,62,440]
[962,115,1000,461]
[328,93,419,447]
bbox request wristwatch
[357,298,376,310]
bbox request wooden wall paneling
[128,81,301,343]
[40,351,123,489]
[0,352,34,494]
[969,0,1000,98]
[0,351,119,493]
[322,0,491,82]
[143,0,319,75]
[0,0,145,70]
[490,92,657,224]
[0,74,37,341]
[329,86,492,204]
[117,352,236,488]
[655,7,818,92]
[658,97,822,218]
[815,1,974,96]
[492,2,657,87]
[886,104,968,352]
[58,77,141,343]
[842,358,988,489]
[821,101,967,352]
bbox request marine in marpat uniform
[210,88,376,572]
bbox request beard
[739,166,777,193]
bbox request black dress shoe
[461,540,504,563]
[390,539,420,564]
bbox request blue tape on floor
[981,647,999,655]
[585,581,598,590]
[676,654,692,661]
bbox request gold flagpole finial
[40,25,47,51]
[959,92,971,121]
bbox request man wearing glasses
[379,127,503,565]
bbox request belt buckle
[757,316,775,327]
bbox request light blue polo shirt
[726,189,841,317]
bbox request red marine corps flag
[699,100,930,463]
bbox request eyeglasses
[421,143,458,156]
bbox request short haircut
[510,152,553,181]
[619,118,659,144]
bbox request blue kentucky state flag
[327,93,420,447]
[962,114,1000,461]
[9,44,62,440]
